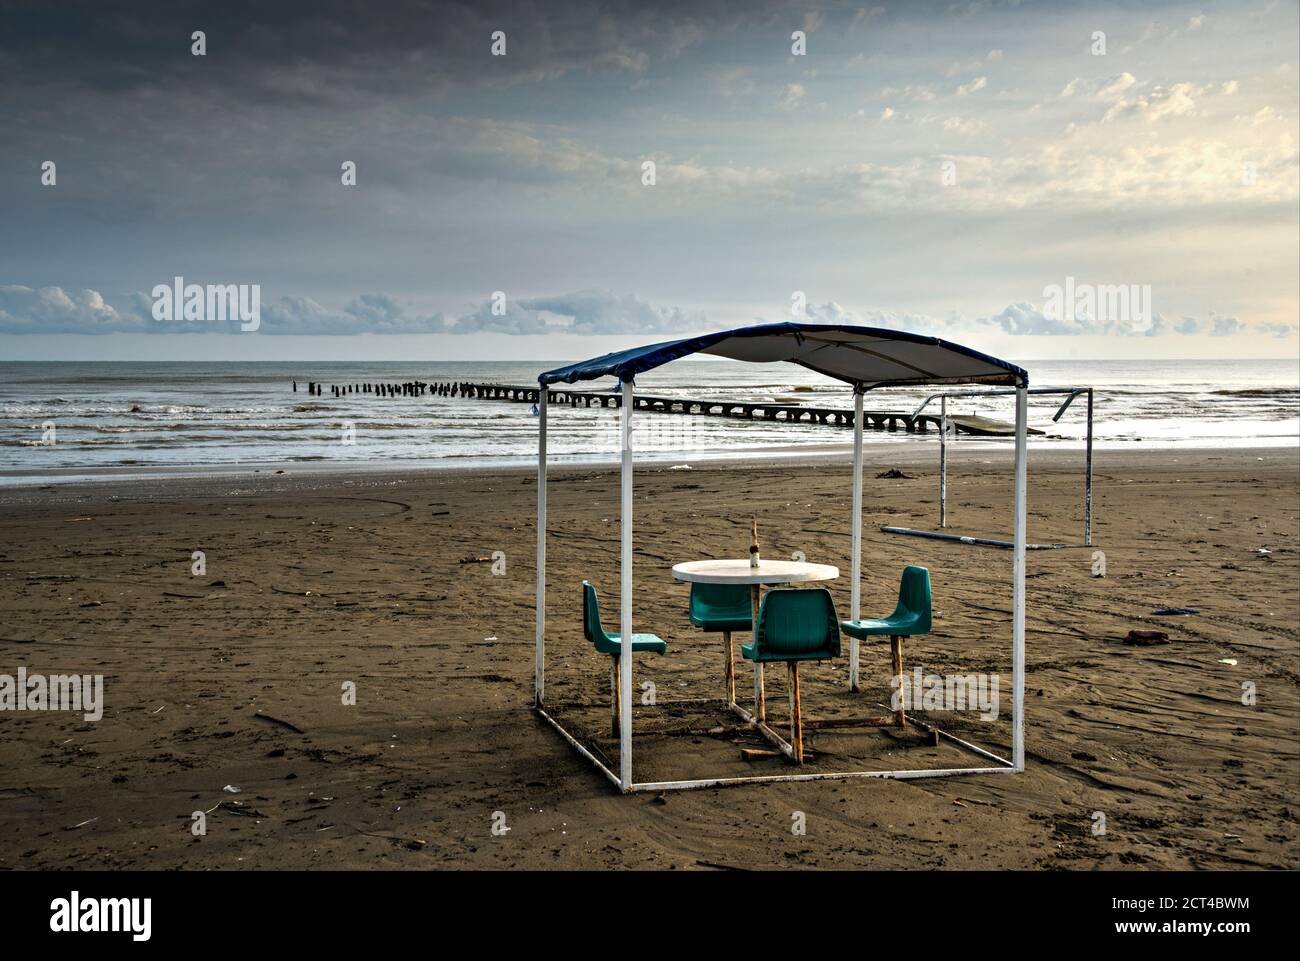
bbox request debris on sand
[253,711,307,735]
[1124,629,1170,646]
[222,800,268,818]
[875,468,913,479]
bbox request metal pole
[849,387,863,692]
[939,394,948,528]
[619,378,634,791]
[1084,388,1094,547]
[534,387,547,705]
[1011,384,1028,771]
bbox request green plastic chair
[689,583,752,632]
[840,565,931,726]
[582,581,667,736]
[688,582,752,705]
[741,588,841,763]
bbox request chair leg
[788,662,804,764]
[723,631,735,706]
[891,635,905,727]
[751,585,765,722]
[611,655,621,738]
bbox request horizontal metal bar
[912,386,1091,419]
[735,685,1011,768]
[541,689,1016,794]
[538,695,726,711]
[630,766,1018,793]
[879,525,1080,550]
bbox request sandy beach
[0,444,1296,870]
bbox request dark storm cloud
[2,0,1295,356]
[0,0,764,106]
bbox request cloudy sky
[1,0,1297,362]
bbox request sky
[1,0,1297,363]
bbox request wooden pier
[297,380,955,433]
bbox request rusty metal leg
[891,635,905,727]
[611,655,621,737]
[789,661,804,764]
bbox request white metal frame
[534,375,1028,793]
[882,386,1094,549]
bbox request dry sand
[0,444,1296,870]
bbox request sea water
[0,358,1295,482]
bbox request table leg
[751,584,765,722]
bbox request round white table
[672,559,839,721]
[672,559,839,586]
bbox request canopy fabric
[538,322,1027,390]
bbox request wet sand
[0,445,1296,869]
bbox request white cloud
[458,290,705,336]
[1097,72,1138,100]
[1210,314,1244,336]
[1062,72,1137,101]
[1103,82,1199,122]
[880,83,937,102]
[956,76,987,96]
[0,285,146,334]
[941,116,985,133]
[1236,105,1279,126]
[779,83,806,110]
[4,284,1279,341]
[985,302,1094,336]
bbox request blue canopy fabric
[538,322,1027,390]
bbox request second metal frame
[880,386,1094,550]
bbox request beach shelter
[534,322,1030,792]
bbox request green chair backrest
[689,581,751,620]
[582,581,610,647]
[894,565,933,633]
[755,588,841,658]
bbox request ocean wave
[1210,387,1300,398]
